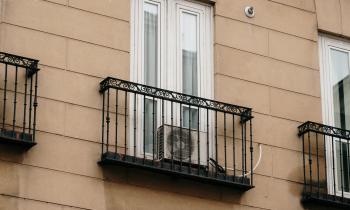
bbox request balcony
[298,121,350,208]
[0,52,39,149]
[98,77,254,190]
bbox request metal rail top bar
[298,121,350,140]
[100,77,253,118]
[0,52,40,74]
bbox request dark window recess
[98,77,254,190]
[0,52,39,149]
[298,121,350,209]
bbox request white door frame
[319,34,350,198]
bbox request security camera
[244,6,255,18]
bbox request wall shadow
[0,144,26,163]
[101,164,245,209]
[0,144,24,210]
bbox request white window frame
[319,34,350,198]
[130,0,214,159]
[131,0,165,88]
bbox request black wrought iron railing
[99,77,254,189]
[0,52,39,148]
[298,121,350,208]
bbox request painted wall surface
[0,0,344,209]
[315,0,350,38]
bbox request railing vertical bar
[12,66,18,132]
[308,131,312,194]
[315,133,320,196]
[197,106,200,175]
[316,133,320,196]
[102,91,105,154]
[171,101,174,169]
[152,97,155,164]
[22,68,28,137]
[243,122,247,179]
[133,93,137,162]
[161,99,164,168]
[302,134,306,190]
[215,111,218,178]
[124,91,128,158]
[180,103,183,172]
[241,119,245,179]
[323,134,328,196]
[106,89,110,153]
[249,119,253,186]
[115,90,119,156]
[206,108,209,177]
[143,95,146,164]
[224,113,227,178]
[32,73,38,142]
[233,114,236,178]
[347,139,350,193]
[28,76,33,134]
[331,136,336,198]
[188,104,192,174]
[339,138,344,199]
[245,122,247,178]
[2,64,8,131]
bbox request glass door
[143,1,161,157]
[320,35,350,197]
[330,47,350,195]
[131,0,213,163]
[171,2,212,165]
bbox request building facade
[0,0,349,210]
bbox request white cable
[224,143,263,177]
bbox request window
[131,0,213,158]
[319,35,350,197]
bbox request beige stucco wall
[315,0,350,38]
[0,0,344,209]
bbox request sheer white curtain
[144,3,158,87]
[144,3,159,153]
[182,50,198,96]
[182,12,199,129]
[182,12,198,96]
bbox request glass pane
[332,49,350,130]
[144,99,157,154]
[331,48,350,193]
[182,12,198,96]
[331,49,350,87]
[182,106,198,129]
[144,3,158,87]
[336,140,350,192]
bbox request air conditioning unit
[157,124,207,165]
